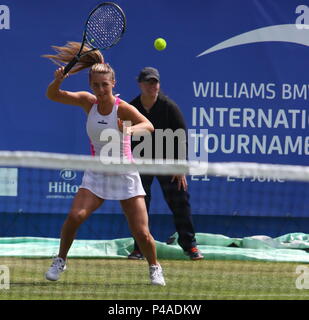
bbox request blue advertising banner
[1,0,309,222]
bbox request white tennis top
[79,97,145,200]
[86,97,131,160]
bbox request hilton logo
[60,169,77,181]
[47,169,79,198]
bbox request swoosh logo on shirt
[98,120,108,124]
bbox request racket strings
[86,5,125,49]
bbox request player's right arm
[46,67,96,113]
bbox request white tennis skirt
[79,170,146,200]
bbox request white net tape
[0,151,309,182]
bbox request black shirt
[130,92,187,160]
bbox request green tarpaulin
[0,233,309,263]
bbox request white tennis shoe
[45,257,66,281]
[149,264,166,286]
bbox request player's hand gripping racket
[63,2,126,75]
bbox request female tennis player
[43,42,165,286]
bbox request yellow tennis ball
[154,38,167,51]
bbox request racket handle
[64,56,80,75]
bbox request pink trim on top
[90,141,96,156]
[123,134,134,162]
[89,101,98,156]
[115,96,120,105]
[116,96,134,162]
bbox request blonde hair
[43,41,115,80]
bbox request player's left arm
[117,100,154,135]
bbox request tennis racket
[63,2,126,75]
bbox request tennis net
[1,150,309,300]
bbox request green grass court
[1,258,309,300]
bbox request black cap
[138,67,160,82]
